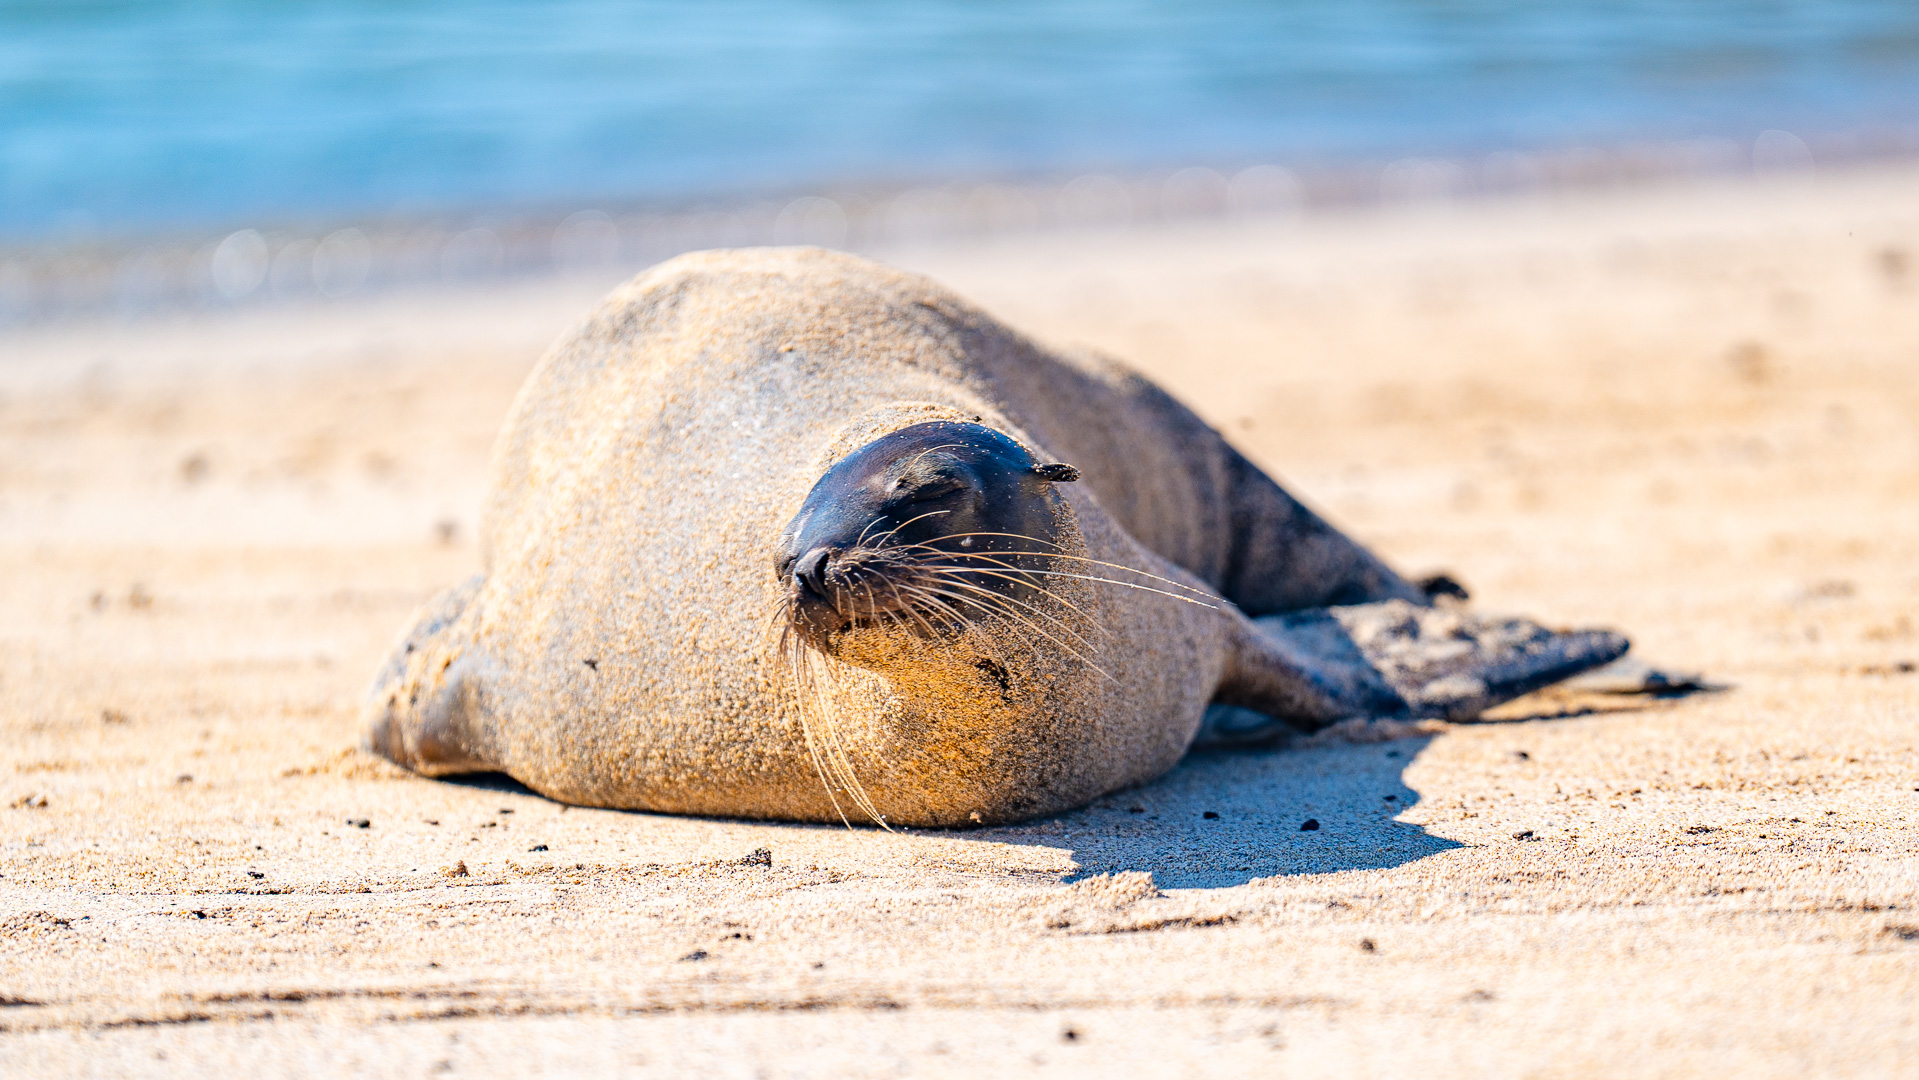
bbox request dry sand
[3,167,1918,1077]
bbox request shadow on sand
[975,736,1463,889]
[428,683,1724,890]
[434,739,1462,890]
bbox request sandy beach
[3,167,1917,1076]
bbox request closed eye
[900,478,967,502]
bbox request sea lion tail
[361,574,502,775]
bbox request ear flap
[1031,462,1080,483]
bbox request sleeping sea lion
[364,247,1626,826]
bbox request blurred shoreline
[5,129,1914,328]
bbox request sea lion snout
[790,546,834,602]
[782,545,860,648]
[774,420,1079,651]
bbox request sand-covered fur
[363,248,1628,826]
[368,249,1248,824]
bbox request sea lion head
[774,421,1080,651]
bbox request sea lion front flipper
[1321,599,1629,721]
[362,574,504,776]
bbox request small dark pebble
[175,774,193,784]
[1383,794,1397,801]
[679,950,709,962]
[581,658,599,671]
[1358,938,1376,952]
[1511,750,1531,761]
[1127,805,1145,814]
[498,808,513,815]
[739,847,773,866]
[1513,829,1536,841]
[192,910,206,919]
[247,871,264,880]
[1385,750,1400,759]
[1202,811,1220,820]
[1299,819,1320,831]
[529,844,548,852]
[1684,825,1713,835]
[1885,924,1919,942]
[1061,1028,1080,1043]
[346,818,370,829]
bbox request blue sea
[6,1,1919,244]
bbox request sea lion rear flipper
[1210,610,1411,732]
[1201,600,1628,746]
[362,574,503,776]
[1319,599,1628,721]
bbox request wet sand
[2,167,1917,1076]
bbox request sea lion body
[366,247,1622,826]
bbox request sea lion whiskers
[887,583,1052,706]
[907,580,1117,683]
[891,549,1113,634]
[778,546,978,830]
[911,567,1106,657]
[821,544,946,624]
[904,532,1225,606]
[775,627,849,826]
[779,625,891,829]
[907,586,1031,679]
[877,579,1033,686]
[759,593,802,652]
[810,525,1106,654]
[776,550,1072,825]
[915,564,1112,643]
[933,561,1220,611]
[898,542,1222,611]
[859,507,952,550]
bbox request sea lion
[364,247,1625,826]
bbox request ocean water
[5,1,1919,243]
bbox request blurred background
[5,0,1919,320]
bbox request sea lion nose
[793,547,834,600]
